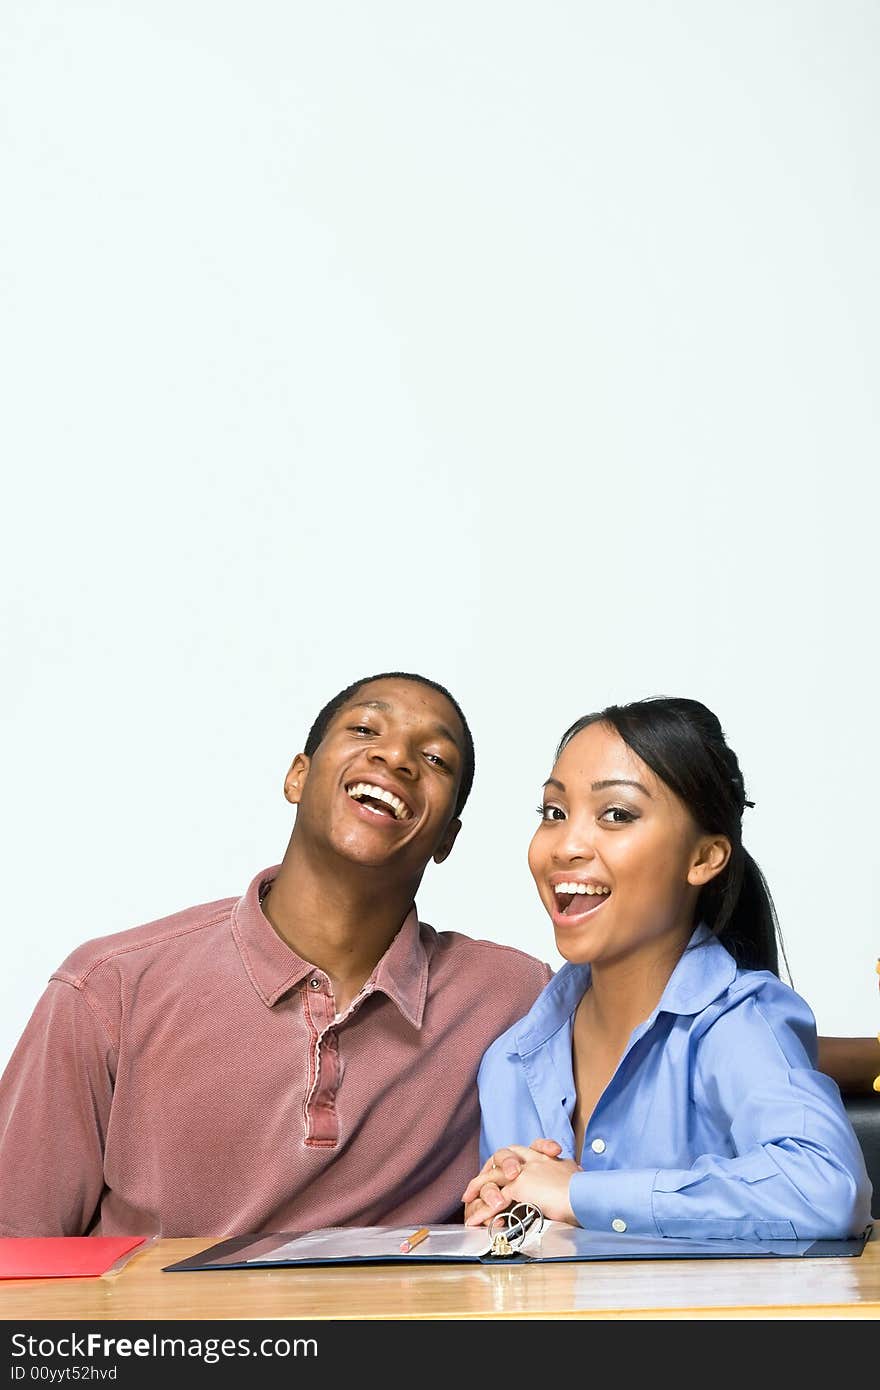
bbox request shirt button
[308,977,321,989]
[611,1218,627,1233]
[591,1138,606,1154]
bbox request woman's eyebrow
[591,778,652,796]
[542,776,652,796]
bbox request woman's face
[528,721,727,969]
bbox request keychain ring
[487,1201,544,1256]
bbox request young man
[0,671,875,1237]
[0,672,551,1236]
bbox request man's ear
[432,817,461,865]
[687,834,732,887]
[284,753,310,806]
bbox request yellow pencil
[399,1226,430,1253]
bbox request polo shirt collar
[367,908,428,1028]
[231,865,429,1025]
[514,922,737,1056]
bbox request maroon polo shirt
[0,866,551,1237]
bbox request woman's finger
[464,1182,514,1227]
[462,1157,520,1203]
[529,1138,563,1157]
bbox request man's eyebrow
[432,724,462,749]
[350,700,462,750]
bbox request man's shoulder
[419,923,553,987]
[54,892,239,987]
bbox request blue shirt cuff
[569,1168,660,1235]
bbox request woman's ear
[687,835,732,887]
[284,753,310,805]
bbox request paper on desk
[0,1236,146,1280]
[252,1225,493,1262]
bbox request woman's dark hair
[557,696,786,977]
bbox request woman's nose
[551,818,597,864]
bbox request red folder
[0,1236,146,1279]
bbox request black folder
[163,1221,873,1271]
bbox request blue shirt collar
[513,922,738,1057]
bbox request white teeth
[553,882,610,896]
[346,782,411,821]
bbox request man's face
[286,678,464,876]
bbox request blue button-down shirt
[478,925,872,1241]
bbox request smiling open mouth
[345,782,413,822]
[553,882,611,916]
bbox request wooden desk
[2,1230,879,1320]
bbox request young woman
[462,697,873,1240]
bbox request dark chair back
[844,1095,880,1220]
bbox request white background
[2,1,878,1075]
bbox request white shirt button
[309,977,321,989]
[611,1218,627,1233]
[591,1138,606,1154]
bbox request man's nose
[368,736,416,777]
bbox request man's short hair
[304,671,475,818]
